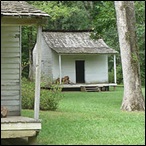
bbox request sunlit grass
[22,87,145,145]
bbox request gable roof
[42,30,118,54]
[1,1,49,17]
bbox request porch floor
[61,83,117,88]
[42,83,117,91]
[1,116,41,139]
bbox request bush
[22,78,34,109]
[22,78,63,111]
[40,84,63,111]
[109,64,123,84]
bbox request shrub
[40,84,63,111]
[109,64,123,84]
[22,78,63,111]
[22,78,34,109]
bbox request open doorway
[75,60,85,83]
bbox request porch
[42,83,117,92]
[1,116,41,144]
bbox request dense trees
[22,1,145,86]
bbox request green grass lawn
[22,87,145,145]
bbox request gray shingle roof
[42,31,118,54]
[1,1,49,17]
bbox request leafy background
[22,1,145,85]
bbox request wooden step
[81,86,109,92]
[81,86,100,92]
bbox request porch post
[59,54,62,84]
[34,25,42,120]
[114,54,117,84]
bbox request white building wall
[1,26,21,116]
[41,38,53,82]
[61,56,76,82]
[85,55,108,83]
[52,50,59,81]
[36,40,109,84]
[33,36,53,83]
[60,54,108,83]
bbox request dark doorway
[75,60,85,83]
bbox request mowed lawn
[22,87,145,145]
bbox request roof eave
[1,15,49,26]
[1,13,50,17]
[55,52,119,55]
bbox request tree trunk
[114,1,145,111]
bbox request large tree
[114,1,145,111]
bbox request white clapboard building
[1,1,49,143]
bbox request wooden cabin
[33,30,118,91]
[1,1,49,144]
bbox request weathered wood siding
[1,26,21,116]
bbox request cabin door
[75,60,85,83]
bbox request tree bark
[114,1,145,111]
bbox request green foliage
[92,1,116,36]
[135,1,145,86]
[28,1,92,30]
[92,1,145,85]
[109,64,123,84]
[21,26,37,78]
[22,1,145,85]
[40,84,64,111]
[22,78,35,109]
[22,78,63,111]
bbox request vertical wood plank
[34,25,42,120]
[59,54,62,84]
[19,26,22,115]
[114,54,117,84]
